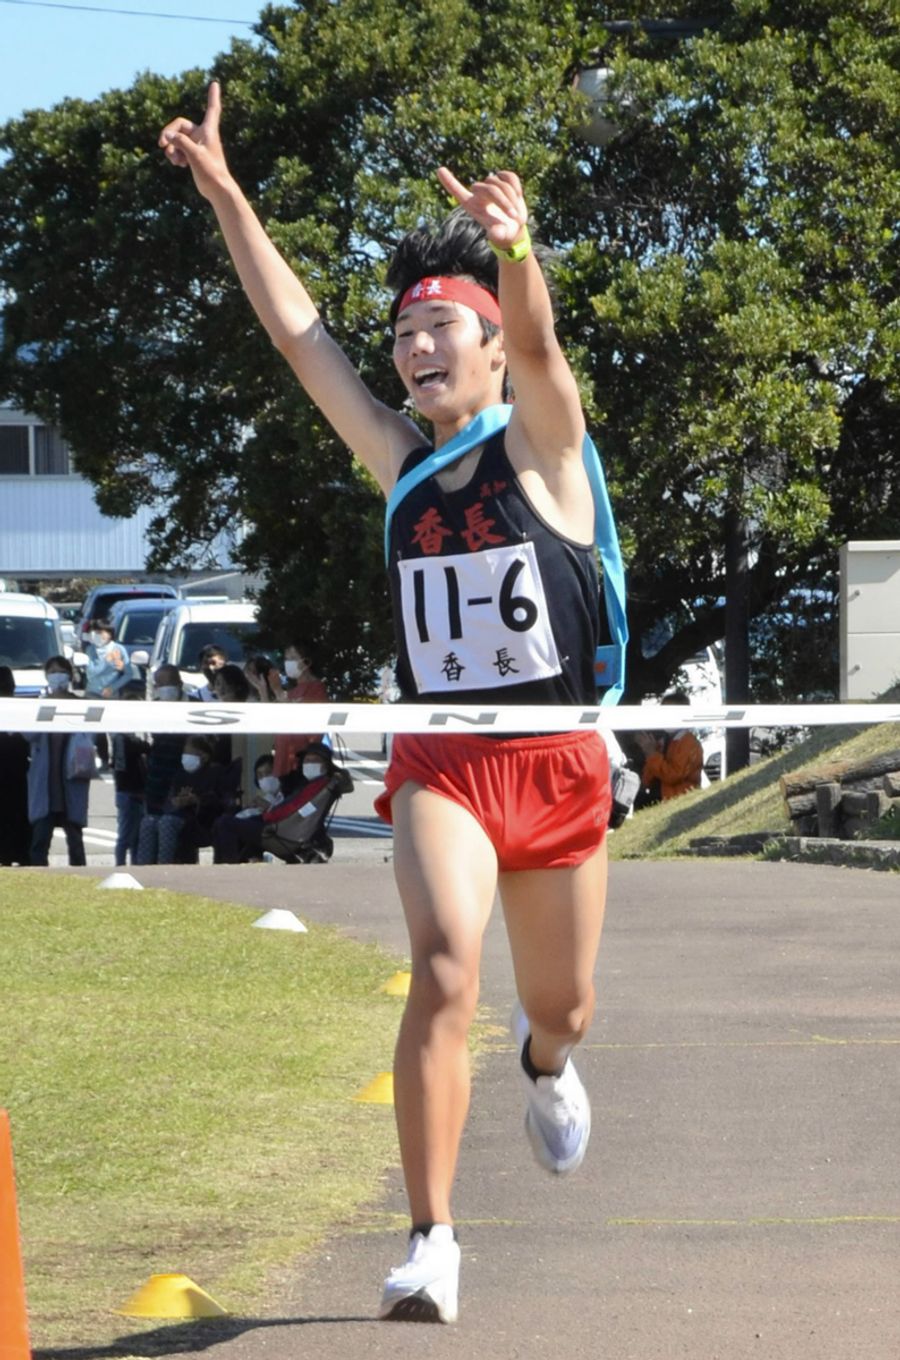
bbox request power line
[0,0,255,24]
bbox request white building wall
[0,406,240,579]
[0,476,161,575]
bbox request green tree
[1,0,898,708]
[561,0,900,721]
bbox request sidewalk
[48,858,900,1360]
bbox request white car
[0,593,80,695]
[143,600,261,697]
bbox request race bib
[397,542,561,692]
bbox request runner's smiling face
[392,299,505,425]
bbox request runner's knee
[523,984,595,1044]
[408,950,480,1029]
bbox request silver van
[144,600,261,697]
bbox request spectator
[84,616,136,769]
[260,742,353,865]
[110,692,149,866]
[84,617,136,698]
[635,692,703,802]
[212,662,251,703]
[27,656,94,866]
[244,654,284,704]
[0,665,30,865]
[189,644,228,701]
[137,735,234,863]
[212,750,284,863]
[212,662,264,802]
[273,643,328,778]
[137,664,187,857]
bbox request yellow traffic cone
[380,971,411,998]
[117,1273,227,1319]
[354,1072,394,1104]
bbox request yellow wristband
[489,225,532,263]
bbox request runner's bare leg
[500,843,608,1074]
[391,783,498,1225]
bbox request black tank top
[387,430,600,706]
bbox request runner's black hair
[386,208,499,341]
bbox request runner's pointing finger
[436,166,472,207]
[205,80,222,134]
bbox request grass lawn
[609,720,900,860]
[0,875,408,1351]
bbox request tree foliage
[1,0,897,697]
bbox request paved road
[45,857,900,1360]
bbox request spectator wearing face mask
[260,743,354,865]
[84,617,137,769]
[137,735,233,863]
[0,665,30,865]
[211,751,286,863]
[273,643,329,778]
[27,657,94,866]
[84,618,137,699]
[292,743,352,799]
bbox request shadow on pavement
[32,1313,373,1360]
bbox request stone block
[815,781,842,838]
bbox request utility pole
[724,508,751,772]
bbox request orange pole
[0,1110,31,1360]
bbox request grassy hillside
[609,719,900,860]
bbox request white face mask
[156,685,181,702]
[303,762,324,780]
[181,753,202,773]
[284,658,304,679]
[258,774,280,795]
[90,631,106,648]
[46,671,69,692]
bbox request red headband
[397,276,502,328]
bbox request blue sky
[0,0,264,126]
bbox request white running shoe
[379,1224,460,1323]
[511,1003,592,1176]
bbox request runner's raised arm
[437,168,585,471]
[159,82,421,492]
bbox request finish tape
[2,699,899,735]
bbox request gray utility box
[840,541,900,700]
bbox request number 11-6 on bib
[397,542,562,693]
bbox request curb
[690,833,900,871]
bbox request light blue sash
[384,403,628,704]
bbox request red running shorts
[374,729,611,872]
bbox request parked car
[76,582,180,650]
[145,600,262,697]
[107,597,181,683]
[0,593,76,695]
[52,602,81,648]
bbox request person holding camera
[244,653,284,703]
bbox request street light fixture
[574,18,721,146]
